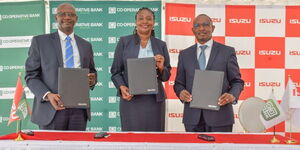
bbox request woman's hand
[154,54,165,73]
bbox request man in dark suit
[25,3,97,130]
[174,14,244,132]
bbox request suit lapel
[206,41,220,70]
[74,35,85,67]
[132,43,140,58]
[191,44,200,70]
[51,32,63,67]
[150,37,159,56]
[129,35,140,59]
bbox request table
[0,131,300,150]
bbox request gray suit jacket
[111,34,171,102]
[25,32,97,126]
[174,41,244,127]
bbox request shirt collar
[197,38,213,49]
[58,29,75,41]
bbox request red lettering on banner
[229,19,251,24]
[286,6,300,36]
[289,51,300,55]
[165,67,178,99]
[295,82,300,88]
[259,19,281,24]
[211,18,221,23]
[168,113,183,118]
[290,19,300,24]
[239,69,254,100]
[234,114,239,119]
[169,49,181,54]
[165,3,195,35]
[259,82,281,87]
[244,82,251,87]
[169,17,191,22]
[255,37,284,68]
[236,50,251,55]
[259,50,281,55]
[226,5,255,36]
[292,89,300,96]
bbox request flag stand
[15,120,24,141]
[270,126,280,143]
[285,111,297,144]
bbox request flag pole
[270,88,280,143]
[14,72,24,141]
[285,110,297,144]
[285,75,297,144]
[271,126,280,143]
[14,116,23,141]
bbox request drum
[238,97,266,133]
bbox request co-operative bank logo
[108,37,116,44]
[109,111,119,118]
[108,52,114,58]
[108,7,116,14]
[108,96,118,103]
[108,22,116,29]
[108,81,115,88]
[109,126,121,131]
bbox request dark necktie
[198,45,208,70]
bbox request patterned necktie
[198,45,208,70]
[65,36,74,68]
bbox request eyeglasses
[193,22,211,28]
[57,12,76,17]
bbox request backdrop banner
[0,1,45,135]
[164,3,300,132]
[50,1,161,132]
[1,1,300,134]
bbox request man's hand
[218,93,235,106]
[46,93,65,110]
[88,73,96,87]
[179,90,192,102]
[120,85,133,101]
[154,54,165,73]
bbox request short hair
[56,3,76,14]
[194,14,213,25]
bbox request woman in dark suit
[111,7,171,131]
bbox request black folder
[190,70,224,111]
[127,57,158,95]
[58,68,90,108]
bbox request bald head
[193,14,213,26]
[192,14,215,44]
[56,3,76,14]
[55,3,77,35]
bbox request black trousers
[184,111,232,132]
[39,108,87,131]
